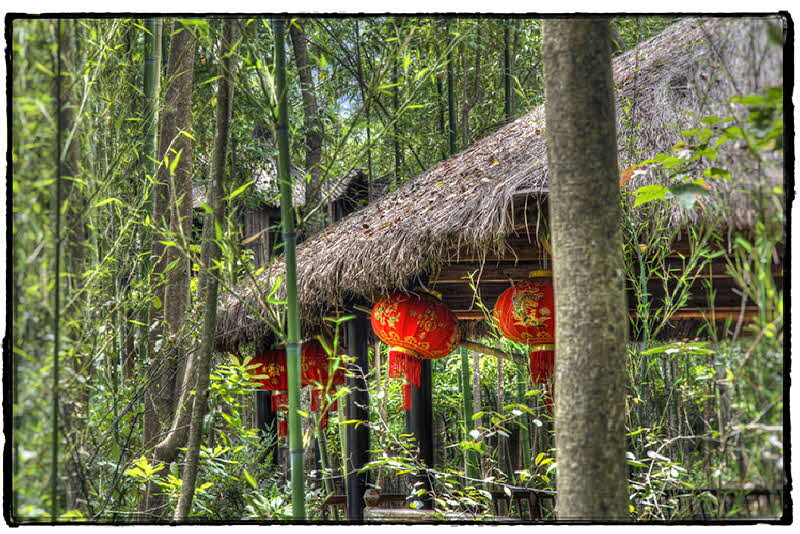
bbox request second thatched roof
[217,16,784,350]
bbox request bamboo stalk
[140,17,162,362]
[51,18,64,521]
[274,18,306,520]
[460,348,479,480]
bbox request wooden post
[346,312,370,521]
[405,359,434,509]
[255,391,277,465]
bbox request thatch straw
[216,16,783,350]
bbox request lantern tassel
[271,391,289,411]
[310,389,321,412]
[402,382,412,411]
[529,349,555,384]
[388,349,422,387]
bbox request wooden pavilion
[215,17,784,520]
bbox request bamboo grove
[8,16,786,522]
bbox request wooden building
[215,17,784,520]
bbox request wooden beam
[460,340,527,366]
[453,306,762,322]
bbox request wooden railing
[321,488,783,522]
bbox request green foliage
[630,85,783,210]
[10,15,783,523]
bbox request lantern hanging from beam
[271,391,289,436]
[371,291,461,411]
[250,348,288,391]
[301,340,346,389]
[310,388,339,430]
[303,340,344,430]
[493,270,556,389]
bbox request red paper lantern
[271,391,288,411]
[493,271,556,386]
[250,348,288,391]
[310,388,339,430]
[249,341,347,434]
[302,340,345,388]
[371,292,460,410]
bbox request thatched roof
[217,16,784,350]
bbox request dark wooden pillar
[405,359,434,509]
[346,312,371,521]
[255,391,277,465]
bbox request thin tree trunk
[460,349,478,479]
[503,19,512,120]
[289,21,324,235]
[543,18,628,520]
[446,20,457,155]
[471,351,483,478]
[392,42,402,182]
[51,19,66,520]
[173,19,236,520]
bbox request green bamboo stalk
[460,348,479,480]
[143,18,162,177]
[140,18,162,361]
[51,18,64,521]
[273,18,306,520]
[516,364,530,472]
[446,20,457,155]
[393,35,401,181]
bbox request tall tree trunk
[446,20,457,155]
[392,36,402,183]
[51,19,66,520]
[174,19,237,520]
[543,18,628,521]
[57,18,92,514]
[459,21,481,148]
[503,19,513,120]
[289,21,324,235]
[353,22,374,194]
[141,21,196,520]
[274,17,306,520]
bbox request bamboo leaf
[227,180,254,200]
[94,197,122,208]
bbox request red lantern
[493,271,556,386]
[371,292,460,410]
[250,348,288,391]
[302,340,345,388]
[310,388,339,430]
[249,341,347,434]
[271,392,289,411]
